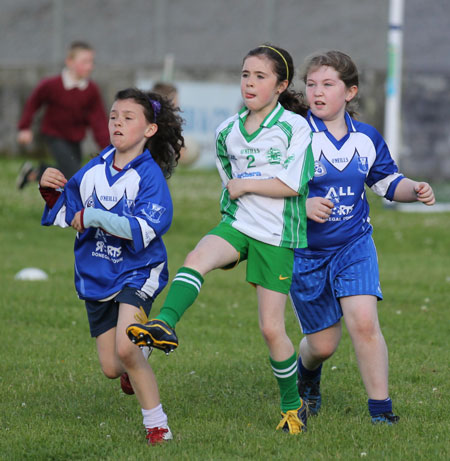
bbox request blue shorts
[85,286,154,338]
[289,232,383,334]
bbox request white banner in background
[136,79,242,168]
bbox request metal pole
[162,54,175,82]
[384,0,404,165]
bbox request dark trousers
[45,135,82,179]
[35,135,83,182]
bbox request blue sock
[368,398,393,416]
[298,356,322,382]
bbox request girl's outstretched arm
[79,207,133,239]
[393,178,435,206]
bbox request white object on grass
[14,267,49,281]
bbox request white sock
[142,404,168,428]
[141,346,152,360]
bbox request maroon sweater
[18,75,110,149]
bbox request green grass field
[0,158,448,460]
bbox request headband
[259,45,289,81]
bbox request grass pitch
[0,158,448,460]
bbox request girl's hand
[39,167,67,189]
[227,179,248,200]
[415,182,435,206]
[71,210,85,233]
[306,196,334,223]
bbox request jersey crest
[357,154,369,174]
[266,147,282,165]
[314,159,327,177]
[142,202,166,224]
[85,195,95,208]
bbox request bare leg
[257,286,293,361]
[116,304,161,409]
[258,287,307,432]
[299,322,342,370]
[96,327,124,378]
[340,295,389,400]
[96,304,161,409]
[183,234,240,275]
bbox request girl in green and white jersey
[127,44,314,435]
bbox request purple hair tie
[149,99,161,121]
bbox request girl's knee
[260,324,283,345]
[351,318,381,341]
[116,343,135,367]
[304,327,340,361]
[100,362,121,379]
[97,348,122,379]
[184,249,201,268]
[310,342,337,361]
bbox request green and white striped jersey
[215,103,314,248]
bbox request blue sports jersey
[298,111,404,253]
[41,145,172,301]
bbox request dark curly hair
[244,44,308,117]
[114,88,184,178]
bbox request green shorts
[207,222,293,294]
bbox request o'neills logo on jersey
[331,157,349,164]
[100,195,118,202]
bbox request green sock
[270,353,301,413]
[156,267,204,328]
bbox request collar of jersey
[100,145,151,170]
[238,103,285,142]
[307,110,356,134]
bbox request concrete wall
[1,0,449,179]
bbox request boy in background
[16,41,109,188]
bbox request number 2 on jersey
[246,154,256,168]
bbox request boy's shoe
[297,374,321,416]
[146,426,173,445]
[371,412,400,425]
[16,161,34,189]
[276,402,307,434]
[120,372,134,395]
[127,319,178,354]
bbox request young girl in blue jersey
[289,50,435,424]
[39,87,184,445]
[127,44,314,434]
